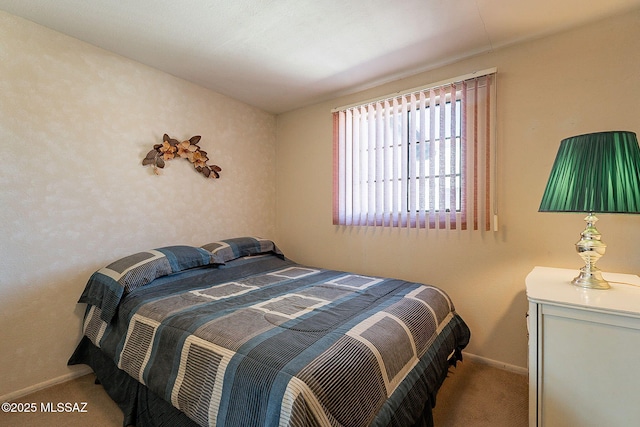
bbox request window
[333,70,496,230]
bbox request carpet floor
[1,359,528,426]
[433,360,528,426]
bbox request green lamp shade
[539,131,640,213]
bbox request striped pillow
[79,245,213,323]
[201,237,283,264]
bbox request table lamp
[539,131,640,289]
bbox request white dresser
[526,266,640,427]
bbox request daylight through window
[332,70,497,230]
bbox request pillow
[79,245,213,323]
[79,249,171,323]
[155,245,212,273]
[106,245,211,293]
[201,237,284,264]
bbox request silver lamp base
[572,213,610,290]
[572,266,610,290]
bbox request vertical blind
[333,70,497,230]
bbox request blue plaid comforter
[77,247,470,427]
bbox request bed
[68,237,470,427]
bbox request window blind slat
[428,88,436,229]
[400,97,408,227]
[485,75,493,231]
[332,112,341,225]
[360,106,368,226]
[383,100,393,227]
[408,93,417,228]
[374,103,380,225]
[391,98,399,227]
[472,78,479,230]
[367,104,376,226]
[449,84,458,229]
[344,110,353,226]
[438,86,447,229]
[460,81,468,230]
[418,91,427,228]
[354,107,363,226]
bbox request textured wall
[276,10,640,369]
[0,11,276,398]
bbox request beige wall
[275,10,640,369]
[0,11,276,398]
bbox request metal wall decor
[142,134,222,178]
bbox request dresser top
[526,266,640,316]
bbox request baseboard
[463,352,528,376]
[0,366,93,403]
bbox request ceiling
[2,0,639,114]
